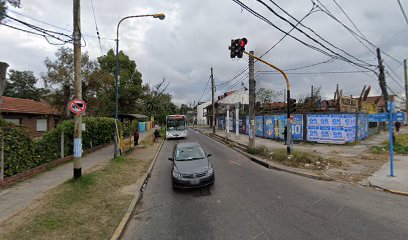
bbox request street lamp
[114,13,165,158]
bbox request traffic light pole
[243,51,292,155]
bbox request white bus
[166,115,188,139]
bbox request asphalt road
[122,129,408,240]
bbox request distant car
[169,142,214,189]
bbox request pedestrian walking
[283,126,288,145]
[134,128,139,146]
[154,128,161,143]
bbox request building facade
[0,96,61,138]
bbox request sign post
[388,102,395,177]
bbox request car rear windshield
[175,146,206,161]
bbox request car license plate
[191,179,200,185]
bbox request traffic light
[229,39,238,58]
[237,38,247,58]
[228,38,248,58]
[289,98,297,113]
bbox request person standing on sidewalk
[395,121,401,132]
[154,128,161,143]
[283,126,288,145]
[134,128,139,146]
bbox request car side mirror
[168,157,174,161]
[206,154,212,157]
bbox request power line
[263,0,374,68]
[6,9,116,41]
[198,76,211,102]
[90,0,103,55]
[1,14,73,45]
[257,70,371,75]
[217,5,317,91]
[314,0,402,65]
[329,0,404,87]
[258,5,317,59]
[231,0,378,75]
[385,71,405,90]
[397,0,408,28]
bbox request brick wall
[2,113,59,138]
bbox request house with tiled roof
[0,96,61,137]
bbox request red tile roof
[0,96,60,115]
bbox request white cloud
[1,0,407,104]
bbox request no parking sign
[68,99,86,115]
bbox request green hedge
[1,117,115,178]
[0,120,39,177]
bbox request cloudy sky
[1,0,408,105]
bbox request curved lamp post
[114,13,165,158]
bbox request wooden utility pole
[73,0,82,179]
[0,62,8,98]
[211,67,215,134]
[248,50,256,148]
[377,48,389,109]
[404,59,408,112]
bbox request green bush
[35,117,116,164]
[1,117,116,178]
[1,120,39,177]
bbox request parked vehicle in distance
[169,142,214,189]
[166,115,187,139]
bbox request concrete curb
[368,182,408,197]
[197,129,334,182]
[110,140,165,240]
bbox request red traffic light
[240,38,248,47]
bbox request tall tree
[42,47,98,118]
[256,88,282,105]
[141,79,177,123]
[4,69,48,100]
[0,0,20,23]
[97,49,143,114]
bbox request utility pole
[248,50,256,148]
[283,88,286,103]
[377,48,389,109]
[73,0,82,179]
[404,59,408,112]
[211,67,215,134]
[311,85,314,110]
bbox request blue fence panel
[307,114,358,143]
[218,116,224,130]
[291,115,303,141]
[264,116,274,139]
[246,116,249,135]
[255,116,264,137]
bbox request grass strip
[247,145,340,170]
[0,148,153,240]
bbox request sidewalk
[0,130,152,224]
[195,125,408,194]
[368,157,408,193]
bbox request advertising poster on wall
[262,115,303,140]
[357,114,368,141]
[264,116,274,139]
[239,117,245,134]
[246,116,249,135]
[256,116,264,137]
[291,115,303,141]
[218,116,224,130]
[273,115,286,140]
[307,114,358,144]
[227,116,234,131]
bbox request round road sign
[68,99,86,115]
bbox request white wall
[197,101,212,125]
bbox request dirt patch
[0,143,160,240]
